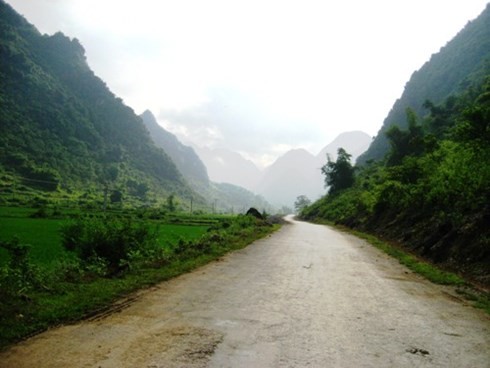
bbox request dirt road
[1,218,489,367]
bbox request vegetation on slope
[302,75,490,287]
[0,1,194,207]
[140,110,210,185]
[358,3,490,164]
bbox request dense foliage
[0,1,193,206]
[302,76,490,285]
[61,217,159,273]
[321,148,355,195]
[358,4,490,164]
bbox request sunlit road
[1,217,489,367]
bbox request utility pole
[190,196,193,214]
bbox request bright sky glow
[6,0,489,167]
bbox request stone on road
[1,218,489,367]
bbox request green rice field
[0,207,209,266]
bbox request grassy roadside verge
[310,219,490,315]
[0,216,280,349]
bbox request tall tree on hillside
[385,108,425,166]
[321,148,355,195]
[453,76,490,147]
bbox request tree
[385,108,425,166]
[135,182,149,200]
[294,195,311,213]
[110,189,123,204]
[166,194,177,212]
[321,148,355,195]
[102,164,119,210]
[104,165,119,183]
[452,76,490,147]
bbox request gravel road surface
[1,217,489,367]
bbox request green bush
[61,216,158,274]
[0,238,39,297]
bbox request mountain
[255,149,322,207]
[140,110,209,185]
[358,4,490,164]
[208,182,271,214]
[255,131,371,207]
[316,131,371,162]
[140,111,272,213]
[193,146,261,191]
[0,0,193,205]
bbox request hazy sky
[6,0,489,167]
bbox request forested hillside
[140,111,209,185]
[302,74,490,285]
[0,1,193,206]
[358,3,490,164]
[140,111,272,213]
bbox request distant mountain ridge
[255,149,322,207]
[140,110,272,213]
[317,131,372,162]
[358,3,490,164]
[193,146,262,191]
[255,131,371,207]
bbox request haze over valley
[142,108,371,208]
[5,0,488,168]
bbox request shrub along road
[1,217,489,367]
